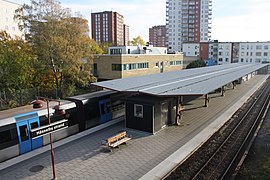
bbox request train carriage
[0,90,125,162]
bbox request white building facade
[166,0,212,53]
[0,0,23,38]
[238,42,270,64]
[216,42,232,64]
[108,45,168,55]
[182,43,200,57]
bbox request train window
[0,130,12,144]
[19,125,29,142]
[30,122,38,129]
[0,126,18,150]
[100,104,106,114]
[106,102,112,112]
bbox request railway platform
[0,74,269,180]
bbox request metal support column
[221,86,225,96]
[175,96,182,125]
[232,82,235,89]
[204,94,209,107]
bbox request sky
[12,0,270,42]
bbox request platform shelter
[93,63,269,133]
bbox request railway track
[164,77,270,180]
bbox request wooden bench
[105,131,131,148]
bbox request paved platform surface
[0,75,268,180]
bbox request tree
[0,31,35,106]
[129,36,146,46]
[186,60,207,69]
[15,0,103,98]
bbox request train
[0,90,126,162]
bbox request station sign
[31,119,68,139]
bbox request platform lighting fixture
[31,97,66,180]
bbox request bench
[105,131,131,148]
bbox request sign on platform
[31,119,68,139]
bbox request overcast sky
[12,0,270,42]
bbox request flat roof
[93,63,268,96]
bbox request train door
[15,112,42,154]
[99,99,112,123]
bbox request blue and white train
[0,90,125,162]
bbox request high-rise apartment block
[123,24,129,46]
[0,0,23,38]
[149,25,167,47]
[91,11,129,46]
[166,0,212,53]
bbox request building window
[264,45,268,50]
[134,104,143,118]
[256,45,262,50]
[218,58,222,62]
[110,49,122,55]
[170,61,182,66]
[137,63,149,69]
[255,59,261,63]
[256,52,262,56]
[264,52,268,56]
[128,64,137,70]
[112,64,121,71]
[241,58,244,62]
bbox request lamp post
[32,97,66,180]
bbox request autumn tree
[0,31,35,107]
[15,0,103,98]
[129,36,146,46]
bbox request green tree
[0,31,35,106]
[186,60,206,69]
[15,0,103,98]
[129,36,146,46]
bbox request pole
[47,100,57,179]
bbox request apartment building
[149,25,167,47]
[93,45,198,80]
[123,24,129,46]
[166,0,212,53]
[238,42,270,64]
[183,41,270,65]
[91,11,129,46]
[0,0,23,38]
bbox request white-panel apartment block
[238,42,270,63]
[183,43,200,56]
[0,0,23,38]
[200,0,212,42]
[217,43,232,64]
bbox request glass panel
[30,122,38,129]
[134,104,143,118]
[100,102,106,114]
[106,101,112,113]
[19,125,29,142]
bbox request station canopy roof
[92,63,268,96]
